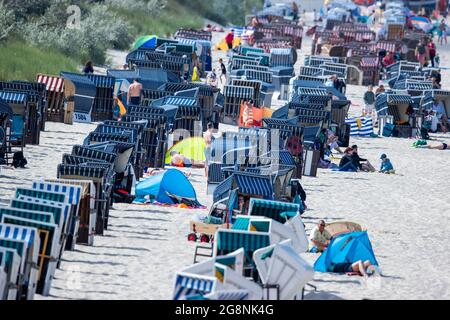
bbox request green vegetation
[111,0,204,38]
[0,0,263,81]
[0,40,79,81]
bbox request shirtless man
[127,78,143,105]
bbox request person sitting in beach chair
[327,129,343,154]
[351,145,376,172]
[379,154,395,174]
[309,220,332,253]
[338,147,358,172]
[329,260,377,277]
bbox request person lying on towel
[309,220,332,253]
[170,151,204,169]
[379,154,395,174]
[329,260,378,277]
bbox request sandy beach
[1,15,450,300]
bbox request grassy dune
[0,40,79,81]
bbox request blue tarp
[314,231,378,273]
[134,169,199,205]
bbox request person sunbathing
[170,151,205,168]
[329,260,378,277]
[420,142,448,150]
[309,220,332,253]
[379,153,395,174]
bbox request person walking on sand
[438,19,448,45]
[203,122,215,177]
[219,58,227,85]
[127,78,143,106]
[363,85,376,117]
[225,29,235,55]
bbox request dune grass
[0,40,79,81]
[111,0,204,42]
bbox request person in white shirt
[309,220,332,253]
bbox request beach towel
[345,117,373,136]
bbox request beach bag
[12,151,27,168]
[382,123,395,137]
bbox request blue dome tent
[314,231,378,272]
[134,169,201,206]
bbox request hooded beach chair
[0,215,60,296]
[253,240,314,300]
[57,164,113,235]
[43,179,97,246]
[173,272,221,300]
[0,248,20,300]
[31,180,83,251]
[0,224,40,300]
[214,228,271,279]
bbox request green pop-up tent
[133,35,158,50]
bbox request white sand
[1,15,450,300]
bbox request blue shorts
[129,96,141,105]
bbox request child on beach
[379,154,395,174]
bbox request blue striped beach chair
[173,272,219,300]
[248,199,300,223]
[0,215,59,296]
[0,223,40,300]
[32,180,83,251]
[0,248,20,300]
[43,179,96,246]
[57,164,112,235]
[214,228,271,279]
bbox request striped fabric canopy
[32,182,81,205]
[36,74,64,93]
[345,117,374,136]
[15,188,66,203]
[11,199,64,225]
[162,96,197,107]
[248,198,299,223]
[360,57,379,68]
[387,94,412,104]
[173,273,216,300]
[0,207,54,224]
[0,91,27,104]
[215,229,271,252]
[16,195,70,222]
[86,74,115,88]
[232,217,251,231]
[0,223,38,247]
[233,173,273,198]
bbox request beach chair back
[173,271,219,300]
[0,248,20,300]
[0,223,40,300]
[0,215,59,296]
